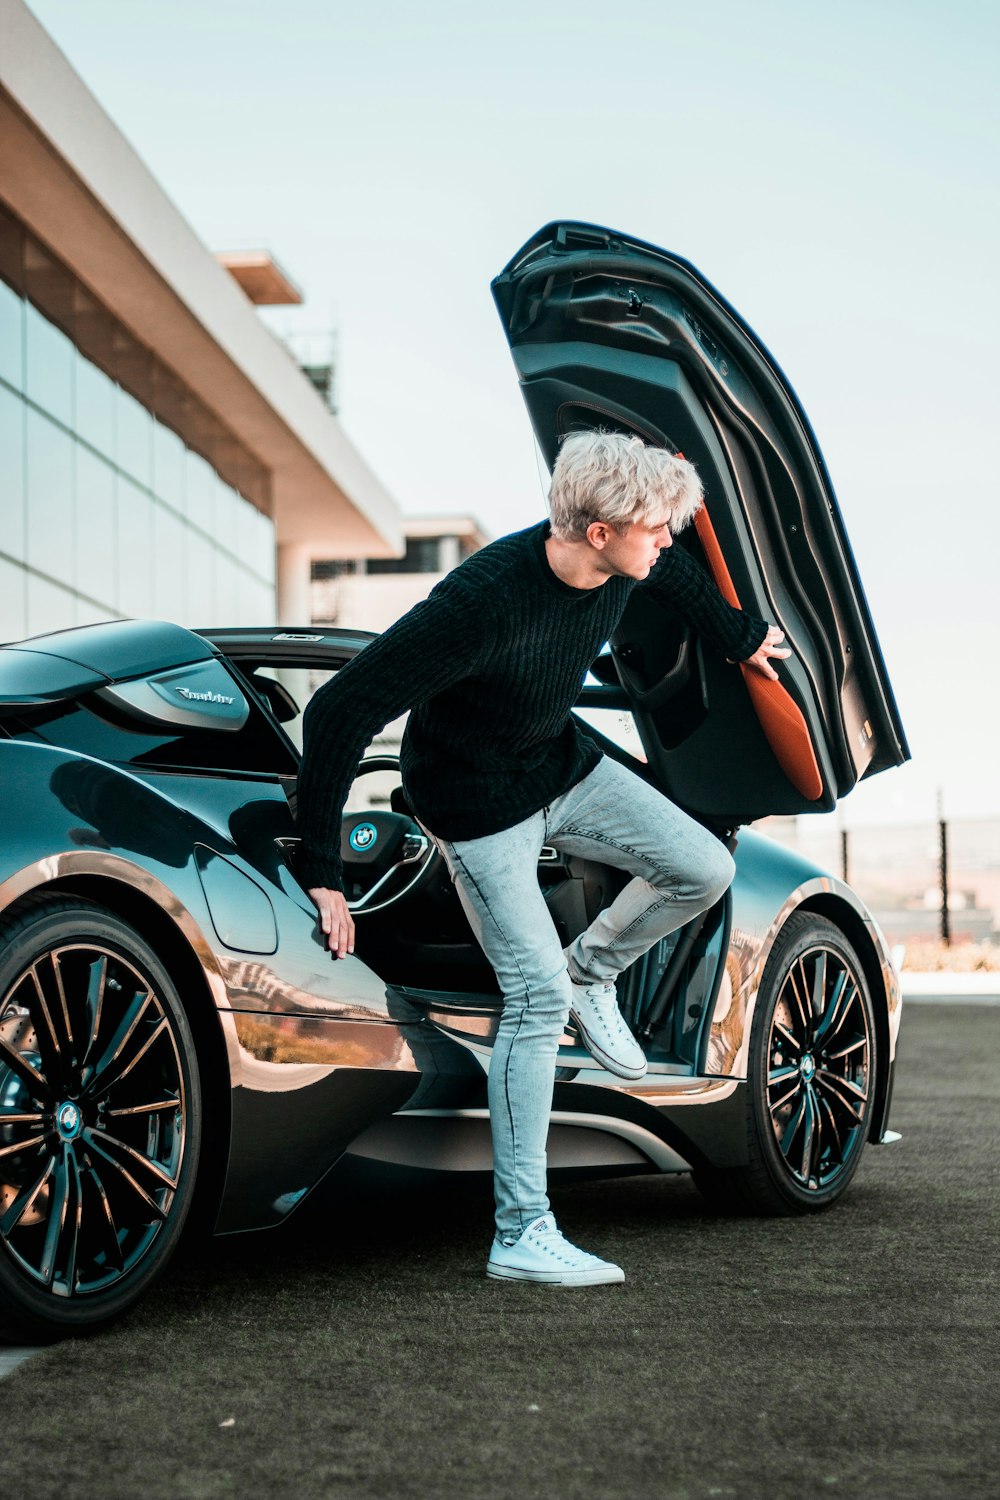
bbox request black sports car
[0,222,909,1337]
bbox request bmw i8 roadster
[0,222,909,1337]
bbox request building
[307,515,489,791]
[0,0,402,646]
[311,514,490,632]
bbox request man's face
[598,515,673,580]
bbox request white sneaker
[566,971,648,1080]
[487,1214,625,1285]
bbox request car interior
[221,648,732,1075]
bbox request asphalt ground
[1,1003,997,1500]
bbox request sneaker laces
[571,979,630,1038]
[520,1215,599,1268]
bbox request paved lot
[1,1003,997,1499]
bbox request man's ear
[585,520,612,550]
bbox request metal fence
[756,816,1000,948]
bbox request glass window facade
[361,532,480,577]
[0,209,276,645]
[366,535,447,574]
[0,276,24,391]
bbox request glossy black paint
[5,619,215,681]
[0,609,902,1339]
[0,232,908,1326]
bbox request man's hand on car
[308,887,355,959]
[744,625,792,682]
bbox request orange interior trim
[691,508,824,801]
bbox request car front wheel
[0,896,201,1338]
[695,911,877,1215]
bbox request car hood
[492,221,910,825]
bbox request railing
[756,816,1000,950]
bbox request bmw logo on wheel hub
[349,822,378,853]
[56,1101,83,1140]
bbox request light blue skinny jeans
[428,754,735,1242]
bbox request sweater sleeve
[295,581,491,891]
[641,545,769,661]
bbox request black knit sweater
[296,522,768,891]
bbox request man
[296,432,789,1286]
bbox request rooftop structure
[0,0,403,638]
[311,514,491,632]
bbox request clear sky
[25,0,1000,826]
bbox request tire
[694,912,877,1215]
[0,895,202,1338]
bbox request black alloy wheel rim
[766,944,871,1191]
[0,944,186,1298]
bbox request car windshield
[245,662,408,812]
[573,703,645,764]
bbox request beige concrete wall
[325,573,454,633]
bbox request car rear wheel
[694,912,877,1215]
[0,896,201,1338]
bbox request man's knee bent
[666,838,733,908]
[697,841,735,906]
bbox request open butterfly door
[492,222,910,825]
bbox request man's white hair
[548,430,704,541]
